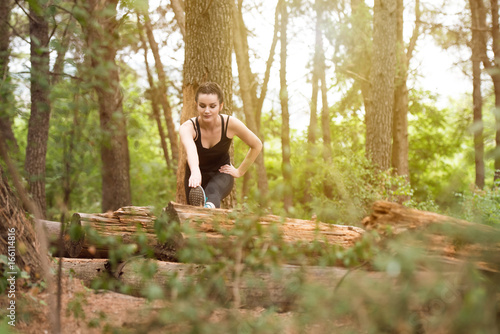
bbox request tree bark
[143,12,179,164]
[25,0,51,217]
[49,202,364,260]
[0,166,46,277]
[279,0,292,211]
[42,208,183,261]
[474,0,500,182]
[0,0,17,153]
[166,202,365,250]
[391,0,411,180]
[176,0,233,205]
[365,0,397,171]
[83,0,132,212]
[469,0,486,189]
[491,0,500,181]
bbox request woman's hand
[189,169,202,187]
[219,164,242,178]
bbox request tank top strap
[219,114,224,141]
[224,115,230,138]
[192,117,201,141]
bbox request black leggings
[184,168,234,208]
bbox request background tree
[176,0,233,205]
[137,16,172,171]
[0,0,17,153]
[316,0,333,198]
[365,0,397,170]
[170,0,186,38]
[469,0,486,189]
[142,9,179,164]
[392,0,421,182]
[80,0,132,211]
[280,0,292,211]
[232,0,272,200]
[486,0,500,182]
[25,0,51,217]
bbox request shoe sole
[189,186,206,206]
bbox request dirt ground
[1,273,311,334]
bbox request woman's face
[197,93,223,123]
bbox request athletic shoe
[189,186,206,207]
[204,202,215,209]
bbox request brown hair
[195,82,224,104]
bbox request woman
[179,82,262,208]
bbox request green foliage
[408,90,473,206]
[454,187,500,226]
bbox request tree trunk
[0,0,17,153]
[308,71,319,146]
[491,0,500,181]
[0,166,46,278]
[25,0,51,217]
[232,0,268,200]
[143,12,179,164]
[365,0,397,171]
[469,0,486,189]
[170,0,186,37]
[137,18,172,170]
[176,0,233,205]
[316,1,333,199]
[279,1,292,211]
[304,5,320,204]
[84,0,132,212]
[391,0,410,179]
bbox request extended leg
[204,172,234,208]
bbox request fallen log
[165,202,365,249]
[60,257,383,309]
[51,202,364,264]
[362,201,500,272]
[42,207,183,261]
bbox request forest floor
[1,272,355,334]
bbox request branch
[170,0,185,37]
[49,72,84,82]
[6,20,29,44]
[257,0,283,117]
[14,0,38,23]
[406,0,421,65]
[340,68,370,83]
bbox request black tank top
[189,115,232,173]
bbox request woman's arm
[179,120,202,187]
[219,116,262,178]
